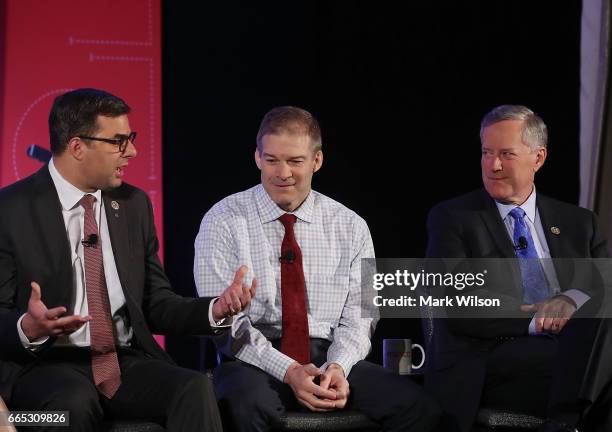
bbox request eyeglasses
[78,131,137,153]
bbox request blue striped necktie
[509,207,549,304]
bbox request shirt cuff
[208,297,233,328]
[17,313,49,350]
[528,317,553,336]
[560,289,590,310]
[321,351,355,377]
[528,317,537,335]
[320,360,348,377]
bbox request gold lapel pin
[111,201,120,210]
[550,226,560,235]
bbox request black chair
[200,338,380,432]
[272,410,379,432]
[102,421,165,432]
[420,306,545,431]
[473,408,545,431]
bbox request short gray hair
[480,104,548,150]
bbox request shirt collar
[495,186,537,224]
[48,158,102,211]
[255,184,315,224]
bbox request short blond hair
[256,106,322,153]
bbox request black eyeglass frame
[77,131,137,153]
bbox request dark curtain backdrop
[162,1,581,368]
[595,2,612,251]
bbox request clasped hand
[284,362,349,412]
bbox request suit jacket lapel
[536,194,564,258]
[102,192,131,296]
[477,191,516,258]
[536,194,574,290]
[476,189,524,298]
[30,167,73,308]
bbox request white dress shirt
[495,187,590,334]
[194,184,375,381]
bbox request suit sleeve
[569,210,611,307]
[426,204,531,339]
[552,209,610,301]
[139,193,216,336]
[590,211,609,259]
[426,204,470,259]
[0,205,38,362]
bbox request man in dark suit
[0,88,256,431]
[426,105,612,432]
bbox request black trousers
[480,315,612,432]
[10,346,222,432]
[213,339,441,432]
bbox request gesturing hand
[212,266,257,321]
[284,363,338,412]
[20,282,91,341]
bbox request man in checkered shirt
[194,106,441,432]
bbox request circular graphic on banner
[11,88,72,181]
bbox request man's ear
[534,147,547,173]
[254,148,262,170]
[313,150,323,173]
[66,137,86,161]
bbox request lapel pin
[550,226,560,235]
[111,201,120,210]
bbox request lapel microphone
[514,236,528,251]
[279,250,296,264]
[82,234,99,248]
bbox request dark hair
[48,88,131,154]
[256,106,322,154]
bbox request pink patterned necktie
[278,214,310,364]
[79,194,121,399]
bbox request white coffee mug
[383,338,425,375]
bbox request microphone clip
[279,250,296,264]
[514,236,528,251]
[82,234,99,248]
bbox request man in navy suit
[426,105,612,432]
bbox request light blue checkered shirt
[194,184,376,381]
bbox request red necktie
[80,194,121,399]
[278,214,310,364]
